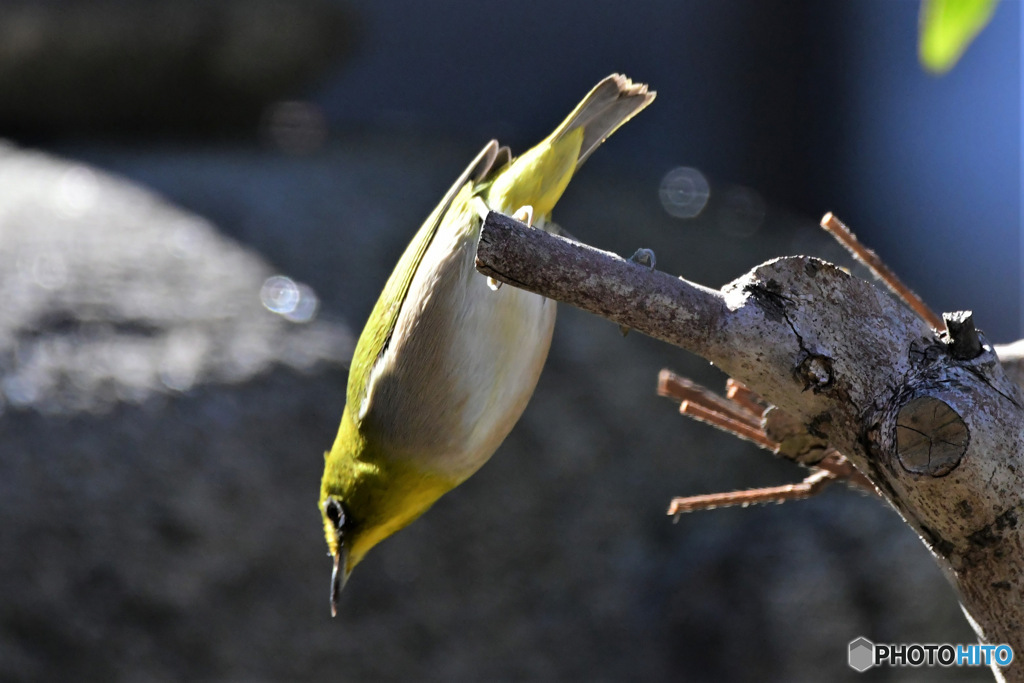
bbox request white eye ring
[323,497,345,530]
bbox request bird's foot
[512,205,534,227]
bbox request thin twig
[662,373,878,495]
[820,212,944,330]
[680,401,779,451]
[658,370,762,429]
[667,469,836,515]
[814,449,877,493]
[725,379,767,418]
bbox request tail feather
[551,74,656,167]
[484,74,654,218]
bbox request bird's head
[319,412,457,615]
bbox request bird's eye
[323,497,345,530]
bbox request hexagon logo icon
[848,637,875,672]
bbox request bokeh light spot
[659,166,711,219]
[283,283,319,323]
[260,275,319,323]
[715,185,766,237]
[260,276,300,314]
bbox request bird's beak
[329,544,350,617]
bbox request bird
[319,74,655,615]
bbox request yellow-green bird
[319,74,654,614]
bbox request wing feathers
[348,140,500,420]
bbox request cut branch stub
[895,396,968,476]
[874,347,1024,552]
[943,310,982,360]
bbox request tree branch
[477,210,1024,682]
[475,211,731,360]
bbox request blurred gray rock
[0,0,353,137]
[0,141,351,413]
[0,137,988,682]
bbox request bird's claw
[512,205,534,227]
[629,248,656,270]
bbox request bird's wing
[346,140,501,420]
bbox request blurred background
[0,0,1017,681]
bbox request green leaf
[919,0,999,73]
